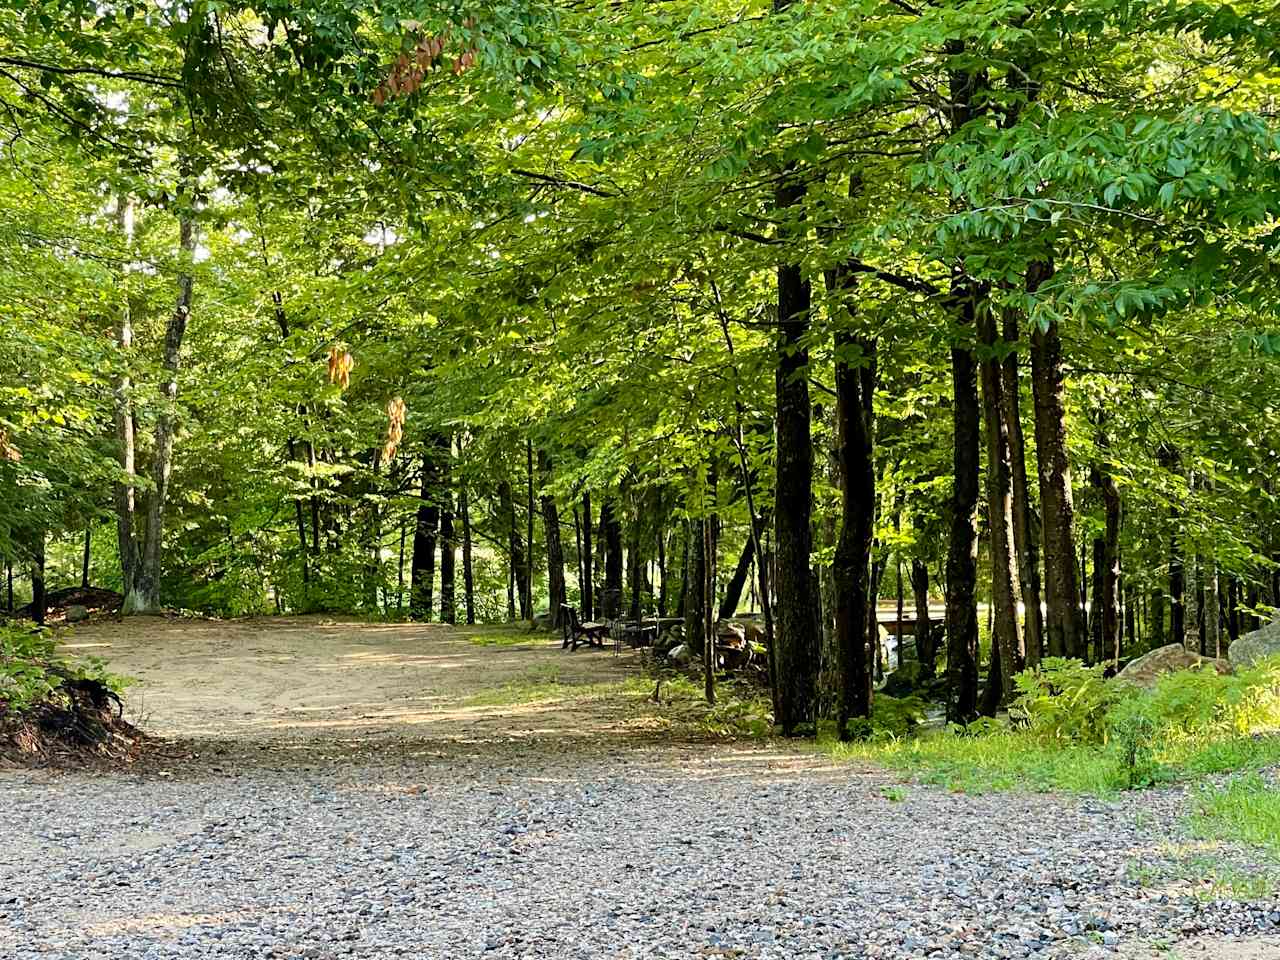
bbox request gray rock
[1227,616,1280,669]
[1114,643,1232,688]
[65,604,90,623]
[666,643,692,664]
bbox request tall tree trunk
[81,527,91,589]
[113,196,142,607]
[774,187,817,736]
[656,526,669,618]
[1000,310,1044,666]
[538,451,566,627]
[628,491,644,622]
[1090,438,1122,665]
[1150,584,1166,646]
[911,559,933,675]
[525,440,535,620]
[30,531,46,626]
[703,510,718,704]
[946,279,983,723]
[718,521,763,621]
[1028,264,1086,658]
[498,478,526,622]
[125,208,196,615]
[5,557,13,612]
[832,326,876,736]
[685,516,707,653]
[979,304,1024,700]
[1184,556,1202,654]
[581,492,594,621]
[460,479,475,624]
[601,498,623,619]
[411,449,442,621]
[439,446,457,624]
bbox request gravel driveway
[2,619,1277,959]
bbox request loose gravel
[2,743,1277,960]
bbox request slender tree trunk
[125,208,196,615]
[1091,443,1122,665]
[1184,556,1202,654]
[685,516,707,654]
[703,510,717,704]
[628,491,644,622]
[601,498,623,619]
[30,531,46,626]
[979,304,1024,699]
[1001,310,1044,666]
[946,279,983,723]
[80,527,91,589]
[397,516,407,611]
[411,450,442,621]
[5,557,13,612]
[832,327,876,735]
[498,478,526,622]
[460,480,475,624]
[439,469,457,626]
[525,440,535,620]
[1150,584,1166,646]
[911,559,933,675]
[718,521,763,621]
[538,451,566,627]
[581,492,594,621]
[656,526,669,618]
[1228,578,1240,645]
[1028,264,1086,658]
[112,195,142,608]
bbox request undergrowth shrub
[0,622,129,719]
[1010,657,1120,743]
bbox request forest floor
[1,617,1277,960]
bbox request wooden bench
[560,604,610,651]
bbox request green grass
[1188,773,1280,854]
[466,625,548,647]
[822,727,1280,795]
[459,666,636,707]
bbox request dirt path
[63,616,646,746]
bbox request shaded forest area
[4,0,1280,739]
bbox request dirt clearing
[61,616,646,746]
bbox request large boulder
[65,604,90,624]
[881,660,924,698]
[667,643,693,665]
[1228,617,1280,669]
[1115,643,1233,689]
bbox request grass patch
[1188,773,1280,855]
[824,726,1280,795]
[460,666,635,707]
[467,627,547,648]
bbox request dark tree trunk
[1150,584,1166,646]
[1228,578,1240,644]
[979,303,1024,699]
[498,478,527,622]
[525,440,535,620]
[911,559,933,676]
[1028,264,1087,659]
[30,532,46,626]
[946,280,983,724]
[439,444,457,625]
[538,451,565,627]
[774,200,818,736]
[410,450,442,621]
[832,327,877,735]
[1089,441,1122,664]
[581,492,594,621]
[628,494,644,622]
[81,527,91,589]
[703,513,718,704]
[656,526,669,618]
[460,480,475,624]
[5,557,13,612]
[685,517,707,654]
[718,521,763,621]
[601,499,623,618]
[1001,310,1044,666]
